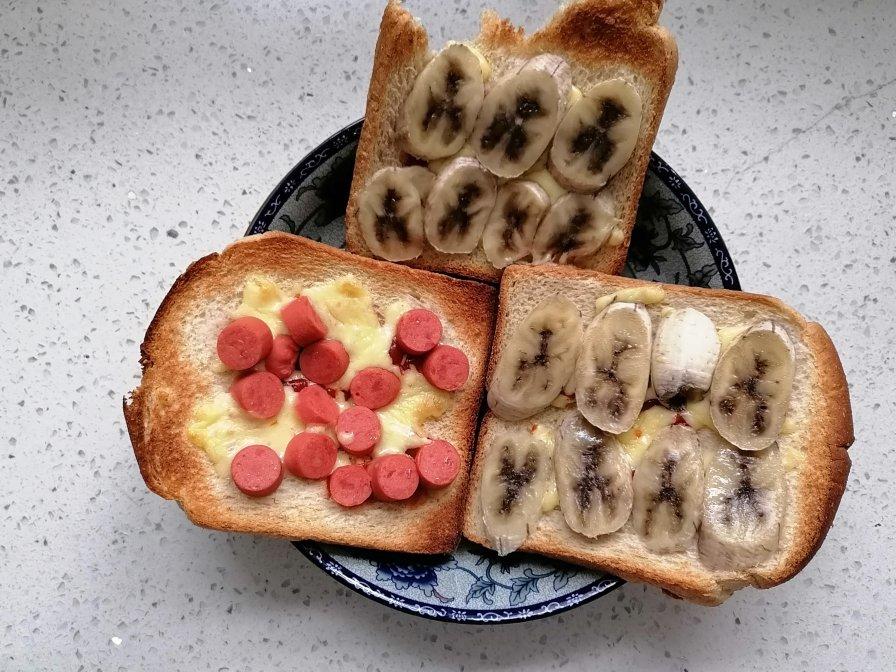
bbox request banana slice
[575,302,652,434]
[357,167,428,261]
[698,428,785,569]
[531,192,618,264]
[471,55,570,178]
[488,297,582,421]
[423,157,497,253]
[548,79,643,193]
[480,431,553,555]
[651,308,721,409]
[481,180,551,268]
[631,424,703,552]
[709,321,796,451]
[397,43,486,160]
[555,411,634,537]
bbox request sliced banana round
[697,428,785,570]
[651,307,721,409]
[709,321,796,451]
[488,297,582,421]
[555,411,634,537]
[575,302,652,434]
[397,43,486,160]
[481,180,551,268]
[548,79,643,193]
[357,167,428,261]
[631,424,703,552]
[531,192,618,264]
[471,55,571,178]
[480,431,553,556]
[424,157,497,253]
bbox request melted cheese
[375,370,452,457]
[717,324,746,351]
[524,167,568,203]
[302,276,408,388]
[594,286,667,314]
[615,405,677,466]
[190,276,456,473]
[187,389,304,477]
[683,397,713,430]
[781,444,802,470]
[232,276,290,335]
[607,226,626,247]
[529,424,559,512]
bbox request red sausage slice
[299,339,349,385]
[230,444,283,497]
[415,440,461,488]
[328,465,372,507]
[421,345,469,391]
[265,334,299,380]
[396,308,443,355]
[336,406,381,456]
[280,296,327,346]
[368,453,419,502]
[295,384,339,426]
[284,432,337,480]
[217,316,273,370]
[231,371,285,419]
[349,367,401,409]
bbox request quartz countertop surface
[1,0,894,669]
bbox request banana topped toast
[345,0,678,282]
[463,264,853,604]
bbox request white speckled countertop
[2,0,894,669]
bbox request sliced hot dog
[328,465,372,507]
[414,439,461,488]
[295,384,339,426]
[368,453,419,502]
[231,371,285,419]
[421,345,469,391]
[284,432,337,480]
[217,316,274,370]
[349,367,401,409]
[396,308,442,356]
[230,444,283,497]
[265,334,299,380]
[335,406,381,456]
[280,296,327,346]
[299,339,350,386]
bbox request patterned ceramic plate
[247,119,740,623]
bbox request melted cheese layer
[188,389,304,477]
[190,275,455,474]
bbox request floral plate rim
[246,118,740,624]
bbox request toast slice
[462,264,853,604]
[345,0,678,282]
[125,232,496,553]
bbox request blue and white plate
[247,119,740,623]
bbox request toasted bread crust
[345,0,678,282]
[463,263,853,604]
[757,322,853,588]
[125,232,496,553]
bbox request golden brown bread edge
[462,263,854,604]
[344,0,678,283]
[124,232,497,553]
